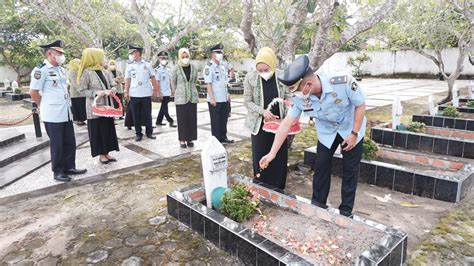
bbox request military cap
[39,40,65,53]
[128,45,143,52]
[277,55,310,92]
[210,43,224,52]
[157,51,168,57]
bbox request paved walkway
[0,78,468,199]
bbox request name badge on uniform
[303,99,313,112]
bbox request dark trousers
[312,134,363,214]
[156,96,173,124]
[130,96,153,137]
[44,121,76,175]
[208,102,229,141]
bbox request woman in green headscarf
[171,48,199,148]
[68,59,87,126]
[78,48,119,164]
[243,47,291,189]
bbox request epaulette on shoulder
[36,62,46,69]
[329,75,348,85]
[206,62,212,66]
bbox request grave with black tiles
[167,137,408,265]
[168,174,408,265]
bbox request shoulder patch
[34,70,42,80]
[330,75,348,85]
[351,81,359,91]
[205,68,210,76]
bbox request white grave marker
[201,136,228,208]
[452,84,459,107]
[11,80,18,91]
[392,96,402,129]
[428,95,438,116]
[3,79,10,90]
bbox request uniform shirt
[203,60,228,103]
[30,59,72,123]
[155,65,171,97]
[125,59,155,97]
[287,73,367,149]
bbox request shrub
[362,138,378,161]
[441,106,460,118]
[14,88,22,94]
[220,183,260,222]
[467,101,474,108]
[406,122,426,133]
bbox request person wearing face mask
[29,40,87,182]
[77,48,119,164]
[107,60,125,119]
[259,55,367,218]
[203,43,234,144]
[171,48,199,148]
[155,51,176,128]
[67,59,87,126]
[124,45,162,142]
[243,47,291,189]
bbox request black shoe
[135,135,142,142]
[221,138,234,144]
[187,141,194,147]
[340,210,353,218]
[65,168,87,175]
[107,157,117,162]
[156,122,166,126]
[147,135,156,139]
[180,143,187,148]
[54,173,71,182]
[127,127,132,130]
[99,159,109,164]
[311,200,328,209]
[169,121,177,128]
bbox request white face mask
[109,66,116,71]
[160,60,168,66]
[181,58,190,65]
[215,53,223,61]
[55,54,66,65]
[128,54,134,61]
[293,83,311,99]
[259,71,274,81]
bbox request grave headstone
[201,136,228,208]
[452,84,459,107]
[428,95,438,116]
[392,96,402,129]
[4,79,11,90]
[11,80,19,92]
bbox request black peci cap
[128,45,143,52]
[157,51,168,57]
[210,43,224,52]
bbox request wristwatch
[351,130,358,136]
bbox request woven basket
[262,98,301,135]
[92,93,123,118]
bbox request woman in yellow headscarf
[243,47,291,189]
[68,59,87,126]
[78,48,119,164]
[171,48,199,148]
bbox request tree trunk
[438,78,455,105]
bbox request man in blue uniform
[124,45,162,142]
[29,40,87,182]
[203,43,234,144]
[155,51,176,128]
[259,55,366,217]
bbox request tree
[382,0,472,104]
[239,0,396,69]
[0,2,45,83]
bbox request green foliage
[346,52,371,76]
[220,183,260,223]
[441,106,460,118]
[362,138,379,161]
[467,101,474,108]
[14,88,22,94]
[406,122,426,133]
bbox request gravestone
[11,80,19,92]
[392,96,402,129]
[4,79,11,90]
[201,136,228,208]
[428,95,438,116]
[452,84,459,107]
